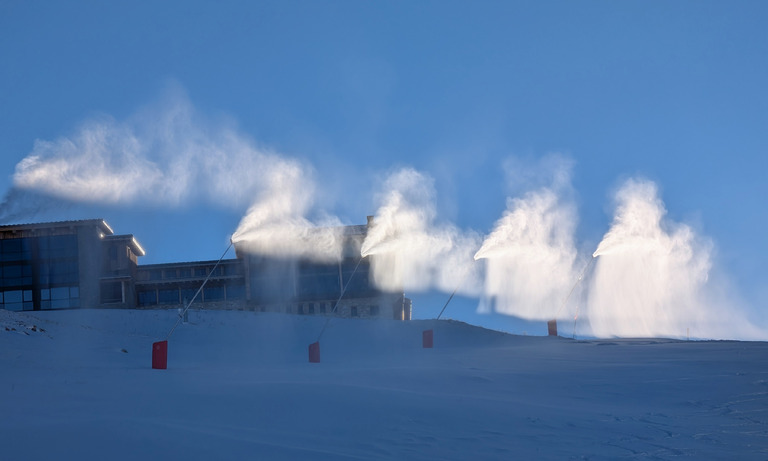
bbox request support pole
[166,240,234,341]
[152,240,234,370]
[310,256,365,363]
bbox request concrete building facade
[0,218,411,320]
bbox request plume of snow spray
[0,189,77,224]
[3,90,299,214]
[1,89,348,262]
[361,168,482,294]
[474,179,579,320]
[586,178,761,339]
[230,163,347,262]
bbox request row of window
[288,303,380,317]
[0,286,80,311]
[250,267,377,303]
[0,235,79,262]
[0,261,79,288]
[136,263,242,282]
[137,283,246,306]
[100,281,124,304]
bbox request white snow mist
[361,168,482,294]
[586,178,760,339]
[230,164,346,262]
[5,90,347,262]
[9,91,293,210]
[475,186,578,320]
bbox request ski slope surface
[1,309,767,460]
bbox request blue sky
[1,1,766,333]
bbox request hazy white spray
[474,158,579,320]
[586,178,761,339]
[4,90,348,261]
[361,168,482,294]
[9,90,295,210]
[230,164,347,262]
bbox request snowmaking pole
[551,255,596,339]
[309,256,364,363]
[436,285,460,321]
[152,240,234,370]
[423,267,473,349]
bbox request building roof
[0,219,114,235]
[104,234,146,257]
[138,258,240,269]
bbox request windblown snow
[1,309,766,460]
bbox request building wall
[0,218,411,320]
[134,259,246,308]
[241,253,398,317]
[77,225,102,310]
[0,221,107,311]
[98,235,144,308]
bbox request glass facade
[250,257,377,304]
[136,280,244,307]
[1,219,398,317]
[0,235,80,311]
[100,281,123,304]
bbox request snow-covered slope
[2,309,767,460]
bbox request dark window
[203,285,224,302]
[1,238,31,262]
[370,305,380,317]
[47,235,78,259]
[45,261,78,284]
[3,265,22,277]
[194,267,207,277]
[2,239,22,253]
[350,306,358,317]
[101,281,123,304]
[226,283,245,300]
[1,289,27,311]
[223,264,241,276]
[47,286,78,310]
[138,290,157,306]
[50,287,70,300]
[158,289,179,304]
[308,303,315,314]
[178,268,191,279]
[181,288,202,304]
[5,290,22,303]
